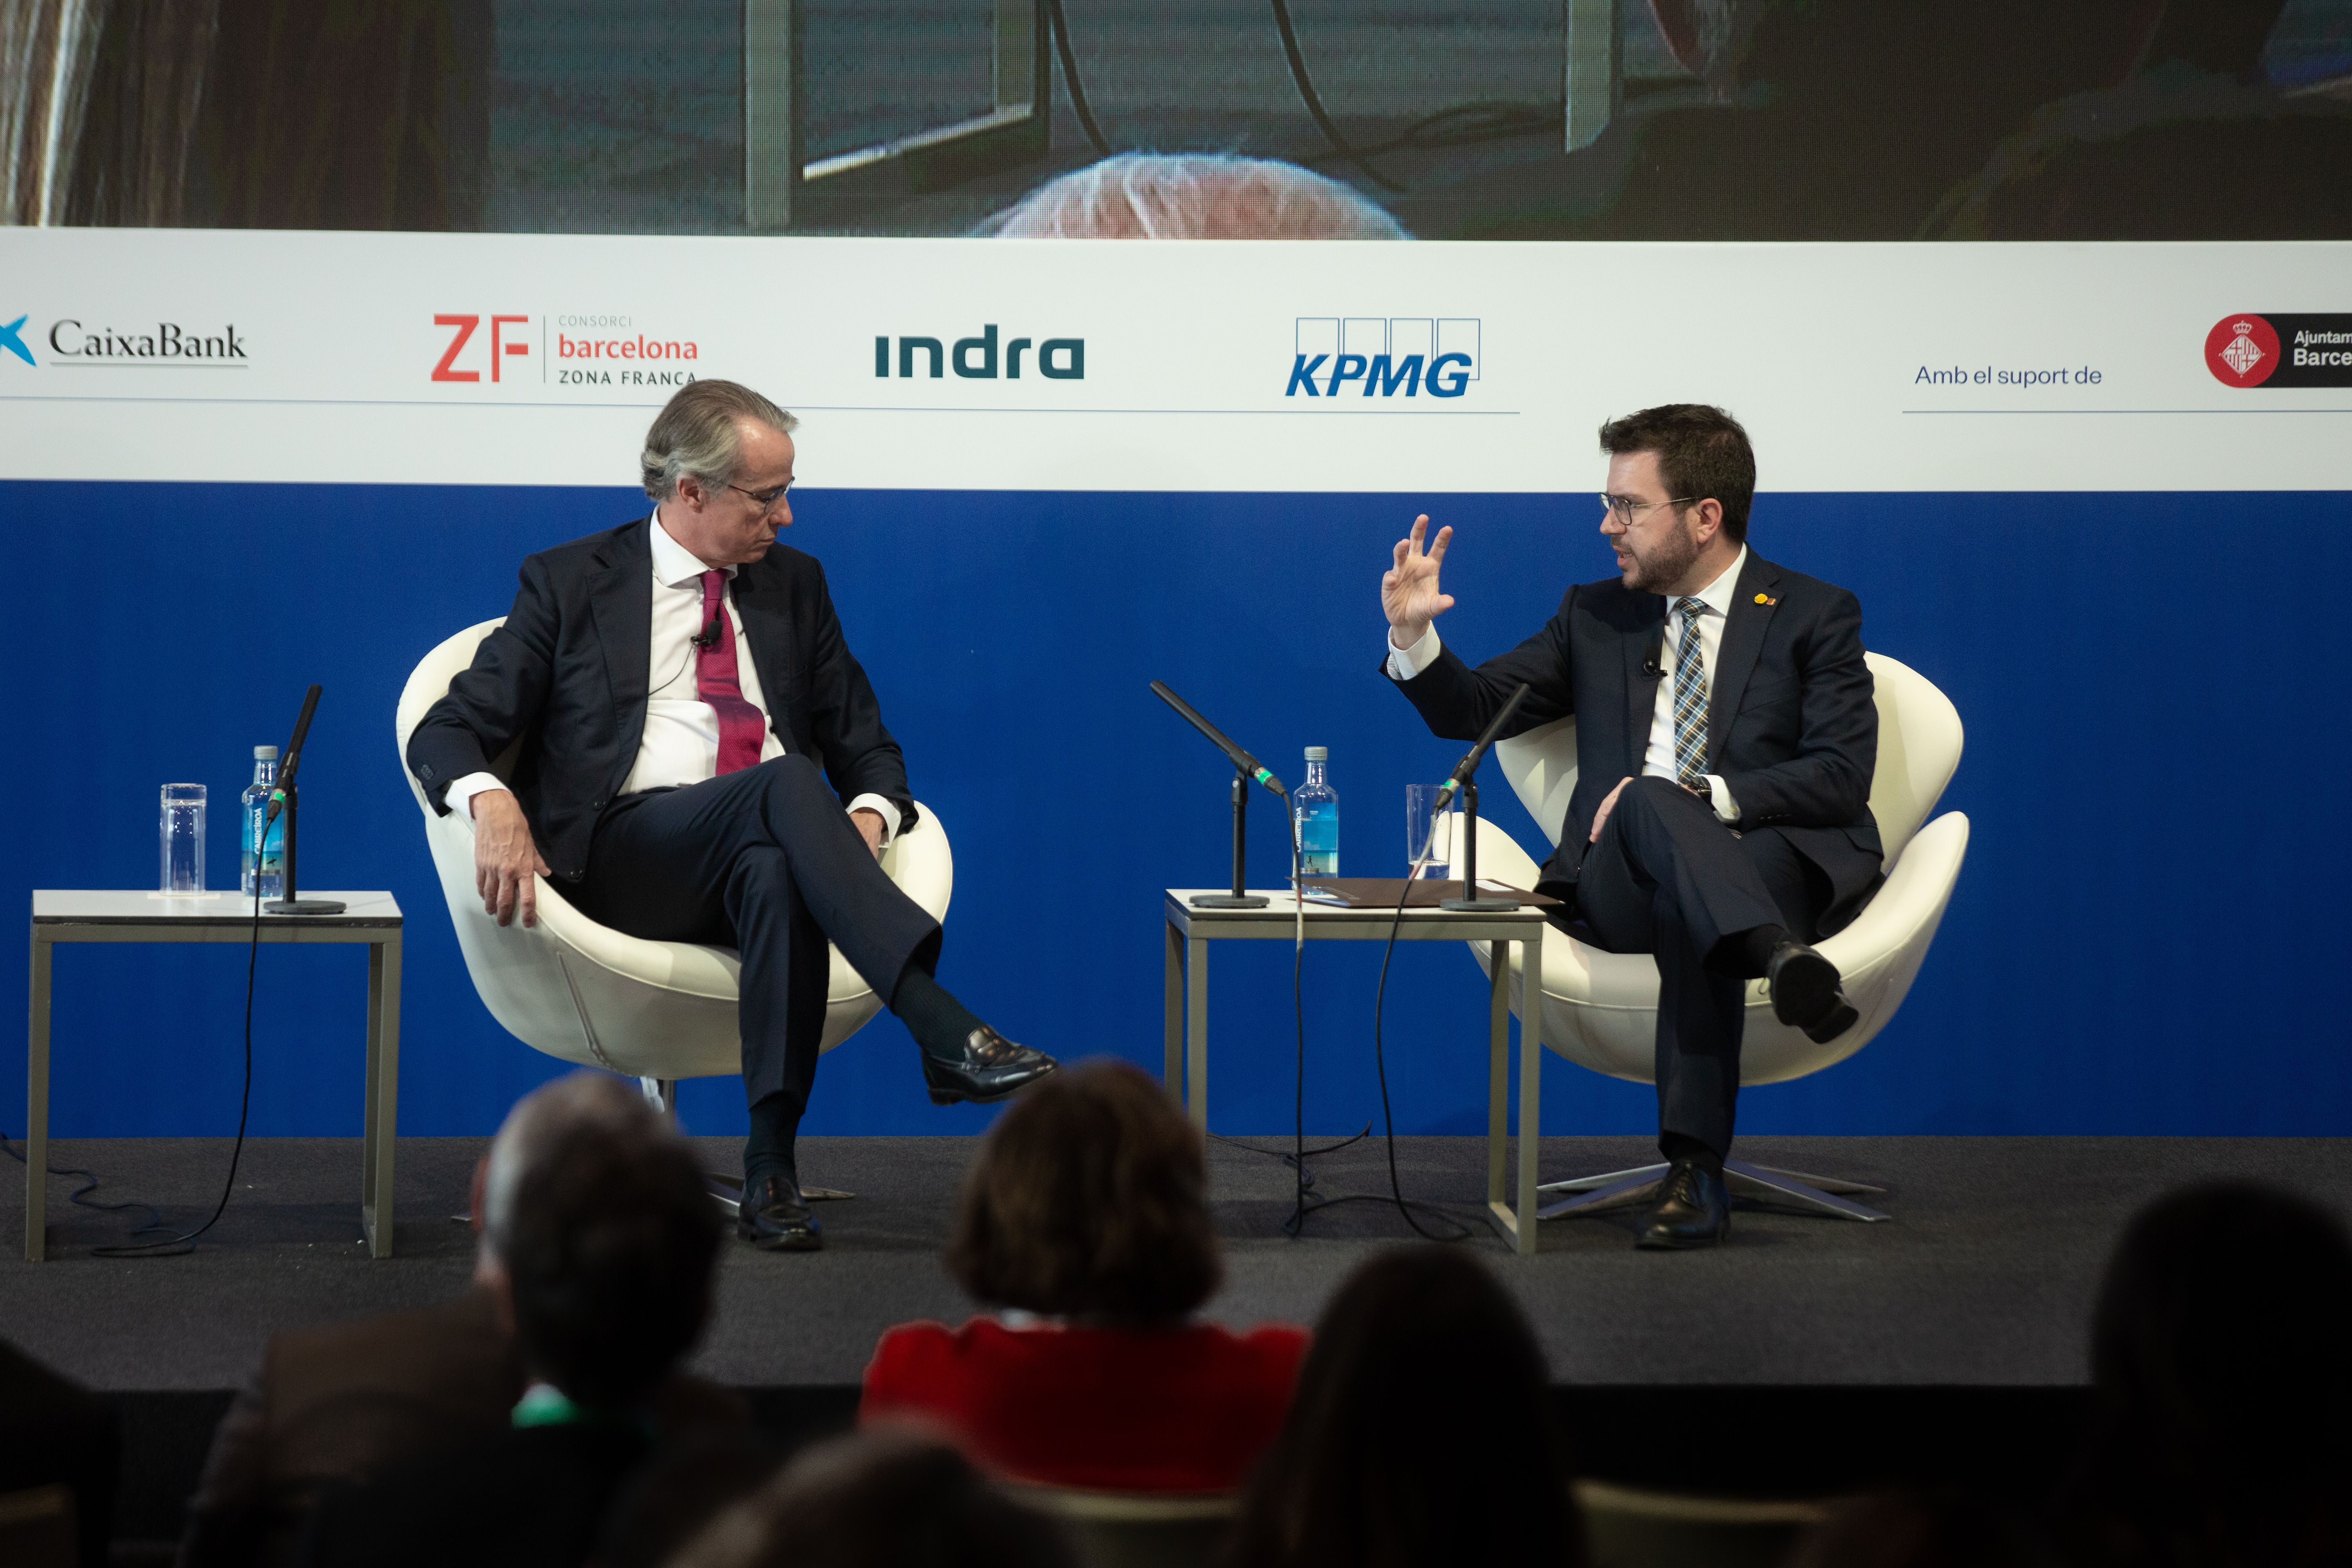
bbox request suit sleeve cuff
[1385,624,1442,681]
[1705,775,1740,824]
[444,773,507,824]
[848,794,902,846]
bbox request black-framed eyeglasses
[1599,493,1695,525]
[729,481,791,508]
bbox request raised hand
[1382,514,1455,650]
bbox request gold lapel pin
[1754,592,1777,606]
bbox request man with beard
[1379,405,1881,1249]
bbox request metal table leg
[1163,920,1182,1101]
[360,934,402,1258]
[1184,935,1209,1130]
[1514,929,1542,1255]
[1485,938,1512,1245]
[26,933,51,1263]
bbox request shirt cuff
[848,794,902,846]
[444,772,508,822]
[1704,775,1740,824]
[1385,624,1442,681]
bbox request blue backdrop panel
[1,480,2342,1141]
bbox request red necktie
[695,570,767,775]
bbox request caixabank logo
[0,312,249,369]
[2205,313,2352,388]
[1286,317,1479,398]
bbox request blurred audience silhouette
[289,1072,730,1568]
[2050,1181,2352,1568]
[669,1428,1077,1568]
[863,1058,1308,1492]
[1223,1244,1586,1568]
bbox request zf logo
[1286,317,1478,398]
[433,313,530,382]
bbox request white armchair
[1453,651,1968,1223]
[393,620,954,1131]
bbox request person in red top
[861,1059,1308,1493]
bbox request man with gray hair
[408,380,1056,1253]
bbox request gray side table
[1162,890,1550,1255]
[26,891,403,1262]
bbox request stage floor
[8,1131,2346,1392]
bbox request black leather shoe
[736,1174,823,1252]
[920,1026,1059,1106]
[1636,1157,1732,1250]
[1767,940,1860,1044]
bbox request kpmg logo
[1286,317,1479,398]
[873,325,1084,380]
[1,314,33,366]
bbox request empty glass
[160,783,207,894]
[1404,784,1456,876]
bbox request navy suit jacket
[1391,551,1885,937]
[406,519,915,884]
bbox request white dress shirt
[1384,544,1748,823]
[446,514,902,842]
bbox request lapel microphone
[693,612,723,651]
[1642,629,1665,678]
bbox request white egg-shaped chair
[1451,651,1967,1222]
[395,620,953,1132]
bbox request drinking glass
[1404,784,1456,876]
[160,783,207,894]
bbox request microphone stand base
[264,898,348,915]
[1189,894,1269,909]
[1440,896,1521,912]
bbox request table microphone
[1150,680,1287,797]
[263,683,323,828]
[1431,682,1531,816]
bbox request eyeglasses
[729,481,791,508]
[1599,493,1695,525]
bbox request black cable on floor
[1266,0,1403,191]
[1044,0,1114,156]
[0,1135,166,1235]
[1298,100,1565,166]
[90,881,265,1258]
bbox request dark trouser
[1569,776,1829,1160]
[569,755,941,1110]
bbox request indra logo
[2205,312,2352,389]
[873,325,1084,380]
[1286,317,1479,398]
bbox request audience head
[2060,1181,2352,1565]
[1225,1244,1584,1568]
[982,153,1407,240]
[478,1071,723,1412]
[1786,1488,2062,1568]
[670,1429,1078,1568]
[947,1057,1220,1322]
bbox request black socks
[1662,1133,1725,1175]
[1712,922,1793,980]
[891,966,987,1063]
[744,1090,804,1193]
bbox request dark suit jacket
[292,1423,652,1568]
[1391,551,1885,938]
[406,519,916,883]
[0,1337,117,1568]
[179,1288,747,1568]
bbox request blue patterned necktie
[1670,596,1710,790]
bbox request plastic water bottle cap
[255,745,280,759]
[1303,746,1328,762]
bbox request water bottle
[241,745,285,898]
[1294,746,1339,876]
